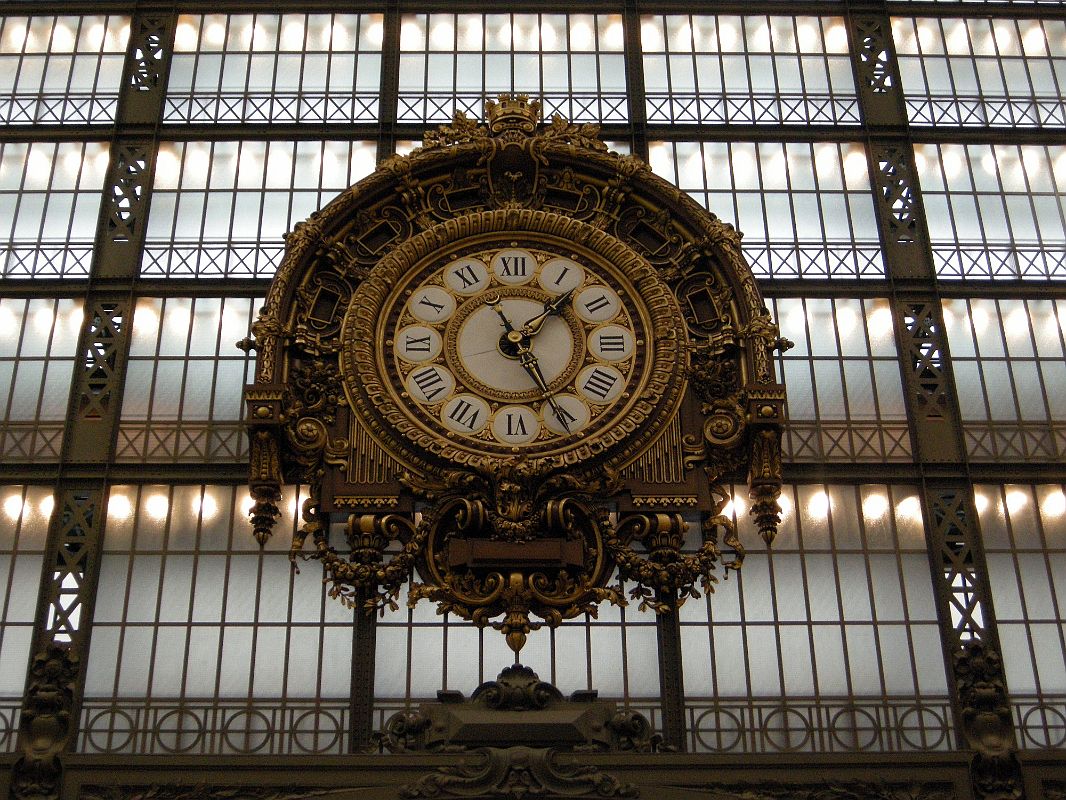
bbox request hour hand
[521,288,575,337]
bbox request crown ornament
[485,94,541,135]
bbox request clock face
[379,239,647,457]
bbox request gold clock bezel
[340,209,688,471]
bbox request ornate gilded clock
[244,97,788,652]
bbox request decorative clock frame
[243,97,789,652]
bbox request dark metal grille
[979,482,1066,748]
[916,142,1066,280]
[397,13,628,124]
[770,297,911,462]
[0,1,1062,777]
[143,140,375,278]
[640,14,858,126]
[0,141,108,278]
[165,14,383,125]
[78,484,350,755]
[942,297,1066,461]
[680,484,950,753]
[649,140,884,279]
[0,297,81,461]
[117,297,258,462]
[0,485,51,753]
[894,17,1066,128]
[0,15,129,125]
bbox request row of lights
[4,14,1058,59]
[914,146,1066,187]
[942,302,1066,341]
[3,19,129,54]
[174,17,383,52]
[650,144,870,186]
[130,302,253,341]
[641,19,849,54]
[0,146,110,184]
[5,489,1064,526]
[893,18,1057,58]
[0,303,82,340]
[153,145,376,189]
[403,17,624,52]
[779,302,895,344]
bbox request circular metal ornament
[340,209,688,471]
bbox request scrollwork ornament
[407,463,625,652]
[398,747,639,799]
[13,643,79,800]
[472,664,564,710]
[953,640,1023,800]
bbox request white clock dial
[588,324,634,361]
[408,286,456,323]
[541,394,591,435]
[576,364,625,404]
[441,393,490,434]
[538,258,585,295]
[456,297,574,393]
[406,363,455,404]
[443,257,490,295]
[491,249,536,285]
[575,286,621,323]
[491,405,541,445]
[394,324,442,362]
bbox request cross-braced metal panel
[641,14,858,126]
[397,13,628,124]
[649,141,884,279]
[916,143,1066,280]
[0,485,50,753]
[0,141,107,278]
[0,14,129,125]
[770,297,911,463]
[142,140,375,278]
[894,17,1066,127]
[680,484,951,754]
[165,14,383,124]
[979,483,1066,750]
[116,297,257,462]
[942,297,1066,461]
[79,484,359,755]
[0,297,81,462]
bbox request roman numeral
[583,294,611,314]
[417,295,446,313]
[451,263,480,288]
[582,368,618,400]
[404,334,432,353]
[499,256,528,277]
[505,413,528,437]
[447,399,481,429]
[551,266,570,286]
[411,367,446,400]
[597,333,626,353]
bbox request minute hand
[516,342,571,433]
